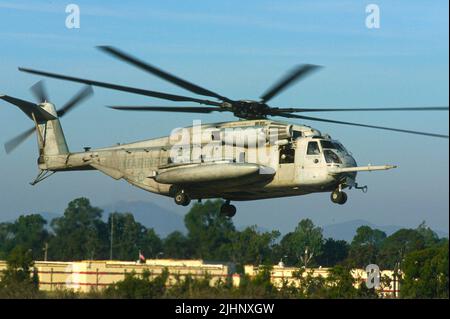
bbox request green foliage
[347,226,386,267]
[109,213,162,260]
[184,199,235,260]
[230,226,280,265]
[286,268,328,298]
[401,240,449,298]
[316,238,349,267]
[378,229,426,269]
[49,198,109,261]
[0,246,41,298]
[0,215,49,260]
[238,265,277,298]
[279,219,324,267]
[416,221,440,247]
[0,197,448,299]
[104,269,168,299]
[163,231,192,259]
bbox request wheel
[174,191,190,206]
[338,192,348,205]
[330,190,342,204]
[331,190,348,205]
[220,203,237,218]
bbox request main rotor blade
[4,126,35,154]
[57,85,93,117]
[18,67,222,106]
[276,113,449,138]
[260,64,321,103]
[98,46,232,102]
[30,80,49,103]
[275,106,449,113]
[108,106,226,114]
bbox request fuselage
[40,119,358,201]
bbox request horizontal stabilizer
[0,95,57,122]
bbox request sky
[0,0,448,235]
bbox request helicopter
[1,46,448,217]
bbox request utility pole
[110,214,114,260]
[43,242,48,261]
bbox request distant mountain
[101,200,186,237]
[322,219,449,242]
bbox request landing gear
[331,190,347,205]
[174,190,191,206]
[220,201,237,218]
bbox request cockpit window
[307,141,321,155]
[321,140,335,149]
[321,140,346,153]
[335,142,346,153]
[293,130,302,139]
[324,150,342,164]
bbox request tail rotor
[1,81,93,153]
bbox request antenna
[110,214,114,260]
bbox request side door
[277,144,296,182]
[298,139,324,184]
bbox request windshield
[321,140,346,153]
[324,150,342,164]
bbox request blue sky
[0,0,448,234]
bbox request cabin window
[280,145,295,164]
[211,130,221,141]
[293,130,302,139]
[307,141,321,155]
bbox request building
[0,259,400,297]
[0,259,234,293]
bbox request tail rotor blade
[4,126,36,154]
[57,85,93,117]
[30,80,49,103]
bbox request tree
[316,238,349,267]
[230,226,280,265]
[378,229,425,269]
[0,215,50,260]
[49,198,109,260]
[8,214,50,260]
[0,246,40,298]
[163,231,192,259]
[401,240,449,298]
[347,226,386,267]
[104,269,168,299]
[0,222,12,259]
[280,219,324,267]
[416,221,440,247]
[184,200,235,261]
[143,228,163,259]
[323,265,359,298]
[108,213,162,260]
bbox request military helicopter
[1,46,448,217]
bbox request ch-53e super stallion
[1,46,448,217]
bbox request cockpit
[305,139,350,165]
